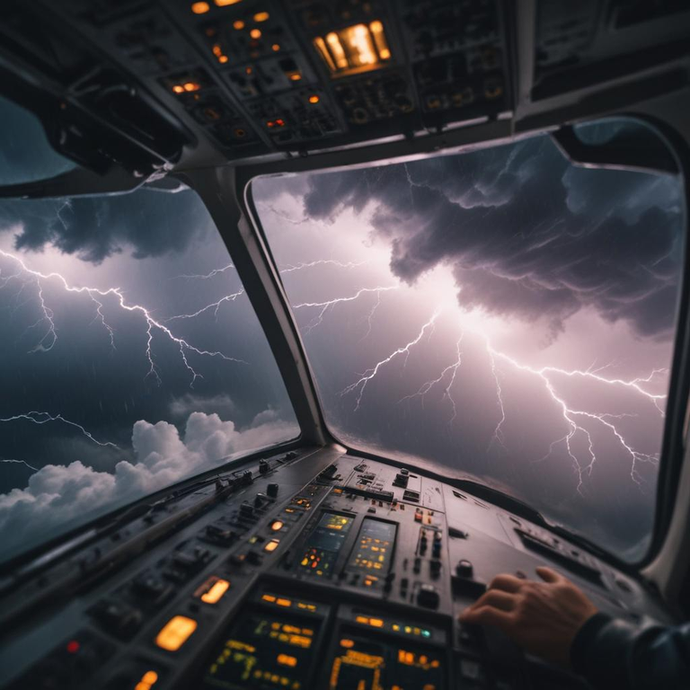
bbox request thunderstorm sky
[253,122,683,560]
[0,99,684,563]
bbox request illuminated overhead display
[313,21,392,76]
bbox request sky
[253,123,684,560]
[0,94,684,564]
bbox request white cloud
[0,411,297,557]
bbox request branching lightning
[486,343,661,492]
[340,310,440,411]
[0,411,119,449]
[280,259,368,273]
[293,286,399,334]
[399,334,464,424]
[0,250,245,386]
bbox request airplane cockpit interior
[1,1,689,688]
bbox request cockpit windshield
[253,120,685,561]
[0,99,298,565]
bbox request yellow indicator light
[340,638,354,648]
[316,21,391,74]
[191,1,210,13]
[254,11,269,22]
[326,32,348,69]
[219,55,229,63]
[277,653,297,667]
[369,618,384,628]
[262,594,277,603]
[308,94,320,104]
[199,578,230,604]
[313,37,336,71]
[172,85,185,94]
[369,20,390,60]
[289,73,301,81]
[344,24,376,66]
[355,615,369,625]
[214,0,242,5]
[228,639,256,653]
[183,82,201,92]
[264,539,280,552]
[155,616,197,651]
[271,520,284,531]
[142,672,158,684]
[276,597,292,607]
[233,19,245,29]
[250,28,262,39]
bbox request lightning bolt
[399,334,464,425]
[293,286,399,335]
[174,264,235,280]
[340,310,440,411]
[359,289,382,341]
[164,289,245,322]
[0,458,39,472]
[0,411,120,449]
[280,259,368,274]
[0,250,245,386]
[486,344,661,493]
[165,259,368,326]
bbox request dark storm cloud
[0,189,211,264]
[300,136,683,339]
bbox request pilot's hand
[458,566,598,668]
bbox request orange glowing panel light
[308,94,320,104]
[155,616,197,651]
[314,21,391,75]
[253,11,270,22]
[191,1,210,13]
[233,19,245,29]
[250,28,262,39]
[214,0,242,5]
[277,653,297,667]
[270,520,284,531]
[264,538,280,552]
[195,576,231,604]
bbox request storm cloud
[299,136,683,339]
[0,188,211,264]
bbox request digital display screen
[347,519,396,575]
[298,513,354,578]
[201,610,318,689]
[329,632,444,690]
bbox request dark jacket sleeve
[570,612,690,690]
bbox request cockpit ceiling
[0,0,689,179]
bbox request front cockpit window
[253,119,685,561]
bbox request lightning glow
[0,250,245,386]
[0,411,119,449]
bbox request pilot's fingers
[487,574,524,593]
[536,566,564,584]
[459,605,514,632]
[466,589,516,613]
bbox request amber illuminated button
[155,616,197,651]
[194,576,230,605]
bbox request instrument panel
[0,447,674,689]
